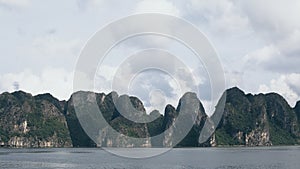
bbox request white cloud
[0,68,73,100]
[242,41,300,73]
[31,36,79,58]
[202,100,213,116]
[148,89,167,113]
[135,0,180,16]
[17,35,81,71]
[94,65,119,94]
[238,0,300,73]
[243,45,280,70]
[93,59,205,113]
[185,0,250,34]
[277,29,300,57]
[258,73,300,107]
[240,0,300,41]
[77,0,135,12]
[0,0,30,8]
[224,70,244,89]
[171,67,198,93]
[1,0,300,113]
[29,35,80,59]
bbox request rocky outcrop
[147,110,164,147]
[163,92,209,147]
[293,101,300,129]
[214,87,299,146]
[7,135,67,148]
[162,104,177,147]
[0,91,72,148]
[0,88,300,148]
[66,91,151,148]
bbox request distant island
[0,87,299,148]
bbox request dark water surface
[1,146,300,169]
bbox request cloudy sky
[1,0,300,113]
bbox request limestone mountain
[294,101,300,127]
[66,91,151,147]
[162,92,209,147]
[0,91,72,147]
[214,87,300,146]
[0,88,300,148]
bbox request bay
[1,146,300,169]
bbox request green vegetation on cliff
[214,87,300,146]
[0,91,72,147]
[1,87,300,148]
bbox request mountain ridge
[0,87,299,147]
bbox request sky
[0,0,300,113]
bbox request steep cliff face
[147,110,164,147]
[215,87,299,146]
[98,95,151,148]
[244,94,271,146]
[1,89,299,148]
[162,104,177,147]
[295,101,300,127]
[64,91,98,147]
[163,92,209,147]
[264,93,299,145]
[0,91,72,147]
[66,91,151,148]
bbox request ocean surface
[1,146,300,169]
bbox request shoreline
[1,145,299,149]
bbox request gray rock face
[163,92,209,147]
[295,101,300,129]
[1,88,299,148]
[215,87,299,146]
[67,91,151,148]
[0,91,72,148]
[162,104,177,147]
